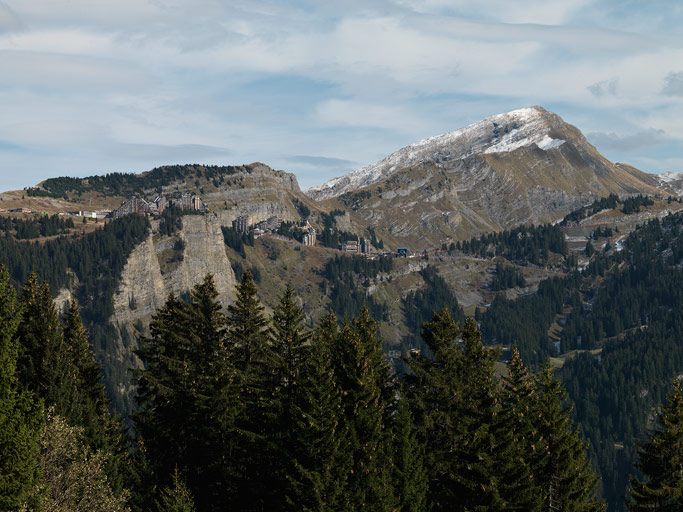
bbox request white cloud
[1,0,683,189]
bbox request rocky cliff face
[107,213,237,409]
[308,106,661,247]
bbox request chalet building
[303,227,317,246]
[232,215,250,234]
[112,196,152,219]
[342,239,359,254]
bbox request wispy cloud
[662,72,683,97]
[588,129,666,151]
[0,0,683,189]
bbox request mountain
[308,106,661,246]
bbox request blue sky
[0,0,682,191]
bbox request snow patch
[308,106,565,199]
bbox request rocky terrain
[309,106,662,247]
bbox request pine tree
[17,273,76,415]
[0,267,43,510]
[135,276,235,511]
[406,306,464,510]
[225,270,278,511]
[535,366,603,511]
[407,310,503,510]
[629,378,683,510]
[156,468,196,512]
[494,347,543,511]
[449,317,502,510]
[392,395,428,512]
[330,307,397,511]
[270,286,311,504]
[62,299,127,494]
[285,319,351,512]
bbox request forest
[454,223,567,265]
[29,164,247,198]
[0,215,74,240]
[1,267,611,511]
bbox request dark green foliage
[561,194,620,225]
[535,366,603,511]
[402,266,465,355]
[406,311,502,510]
[629,379,683,509]
[489,261,526,290]
[292,198,311,220]
[585,240,595,257]
[622,195,654,214]
[320,255,392,321]
[156,468,196,512]
[0,267,42,511]
[367,227,384,250]
[226,271,280,510]
[339,190,372,210]
[221,225,253,257]
[330,309,397,511]
[135,276,236,511]
[495,348,543,511]
[318,210,357,249]
[591,226,615,239]
[456,223,567,264]
[158,206,183,237]
[479,273,580,367]
[392,396,428,512]
[38,164,243,198]
[0,214,74,239]
[277,221,305,242]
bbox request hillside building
[233,215,250,234]
[342,239,359,254]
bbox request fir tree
[270,286,311,503]
[17,273,76,415]
[156,468,196,512]
[0,267,42,510]
[285,320,351,511]
[62,299,127,494]
[407,310,503,510]
[494,347,543,511]
[225,270,278,511]
[330,308,397,511]
[392,396,428,512]
[535,366,603,511]
[629,378,683,510]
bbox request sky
[0,0,682,191]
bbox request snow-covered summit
[308,106,567,199]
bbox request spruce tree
[270,286,311,503]
[225,270,278,510]
[330,307,397,511]
[629,378,683,510]
[285,318,351,511]
[62,299,127,494]
[17,273,75,415]
[494,347,543,511]
[135,276,235,511]
[156,468,196,512]
[535,366,603,511]
[407,310,504,510]
[406,307,464,510]
[392,395,428,512]
[0,267,42,510]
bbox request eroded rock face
[308,107,661,247]
[109,214,237,411]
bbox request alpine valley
[3,106,683,510]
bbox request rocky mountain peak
[308,106,574,200]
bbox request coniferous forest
[1,265,609,511]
